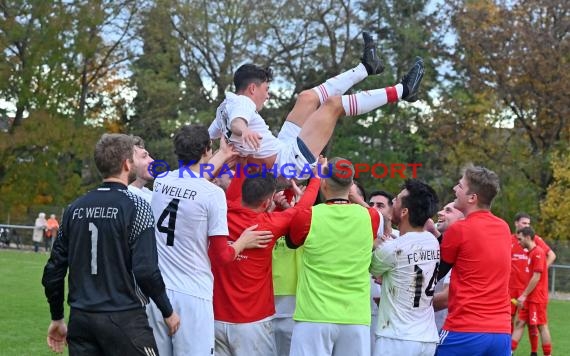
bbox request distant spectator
[33,212,47,253]
[45,214,59,252]
[0,228,9,248]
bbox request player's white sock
[312,63,368,104]
[341,84,404,116]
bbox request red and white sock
[341,84,403,116]
[312,63,368,104]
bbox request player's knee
[322,96,344,115]
[296,89,319,106]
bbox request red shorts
[518,302,547,325]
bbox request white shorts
[290,322,370,356]
[147,290,214,356]
[273,296,296,356]
[373,336,437,356]
[273,317,295,356]
[214,318,277,356]
[276,121,316,180]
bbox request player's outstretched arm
[233,224,274,253]
[46,319,67,353]
[207,138,238,181]
[546,249,556,266]
[209,225,274,265]
[231,117,262,150]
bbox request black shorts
[68,308,157,356]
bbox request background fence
[2,222,570,297]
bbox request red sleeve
[294,177,320,209]
[535,236,551,254]
[225,166,246,202]
[266,178,320,238]
[441,222,461,264]
[283,187,295,204]
[367,207,380,240]
[208,235,235,265]
[530,248,545,274]
[288,207,313,247]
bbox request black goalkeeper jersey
[42,181,172,320]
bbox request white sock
[341,84,403,116]
[312,63,368,104]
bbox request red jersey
[211,173,320,323]
[510,234,551,295]
[510,235,528,294]
[441,210,511,333]
[526,245,549,303]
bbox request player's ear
[401,207,409,220]
[124,158,133,173]
[247,82,259,95]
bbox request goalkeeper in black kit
[42,133,180,355]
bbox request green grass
[514,300,569,355]
[1,249,569,355]
[0,249,69,355]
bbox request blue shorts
[435,330,510,356]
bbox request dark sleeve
[42,213,69,320]
[438,260,453,282]
[129,199,173,318]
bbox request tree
[66,0,140,123]
[0,1,74,129]
[0,111,102,222]
[434,0,569,195]
[129,0,184,163]
[540,149,570,241]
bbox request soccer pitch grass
[1,249,569,355]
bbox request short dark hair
[517,226,535,239]
[234,64,273,92]
[323,157,354,191]
[463,164,500,208]
[400,179,439,228]
[173,125,211,165]
[514,212,531,222]
[94,133,135,178]
[369,190,394,206]
[132,135,145,148]
[242,175,276,207]
[353,180,367,201]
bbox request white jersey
[370,231,440,343]
[209,92,282,158]
[128,185,152,203]
[151,169,228,300]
